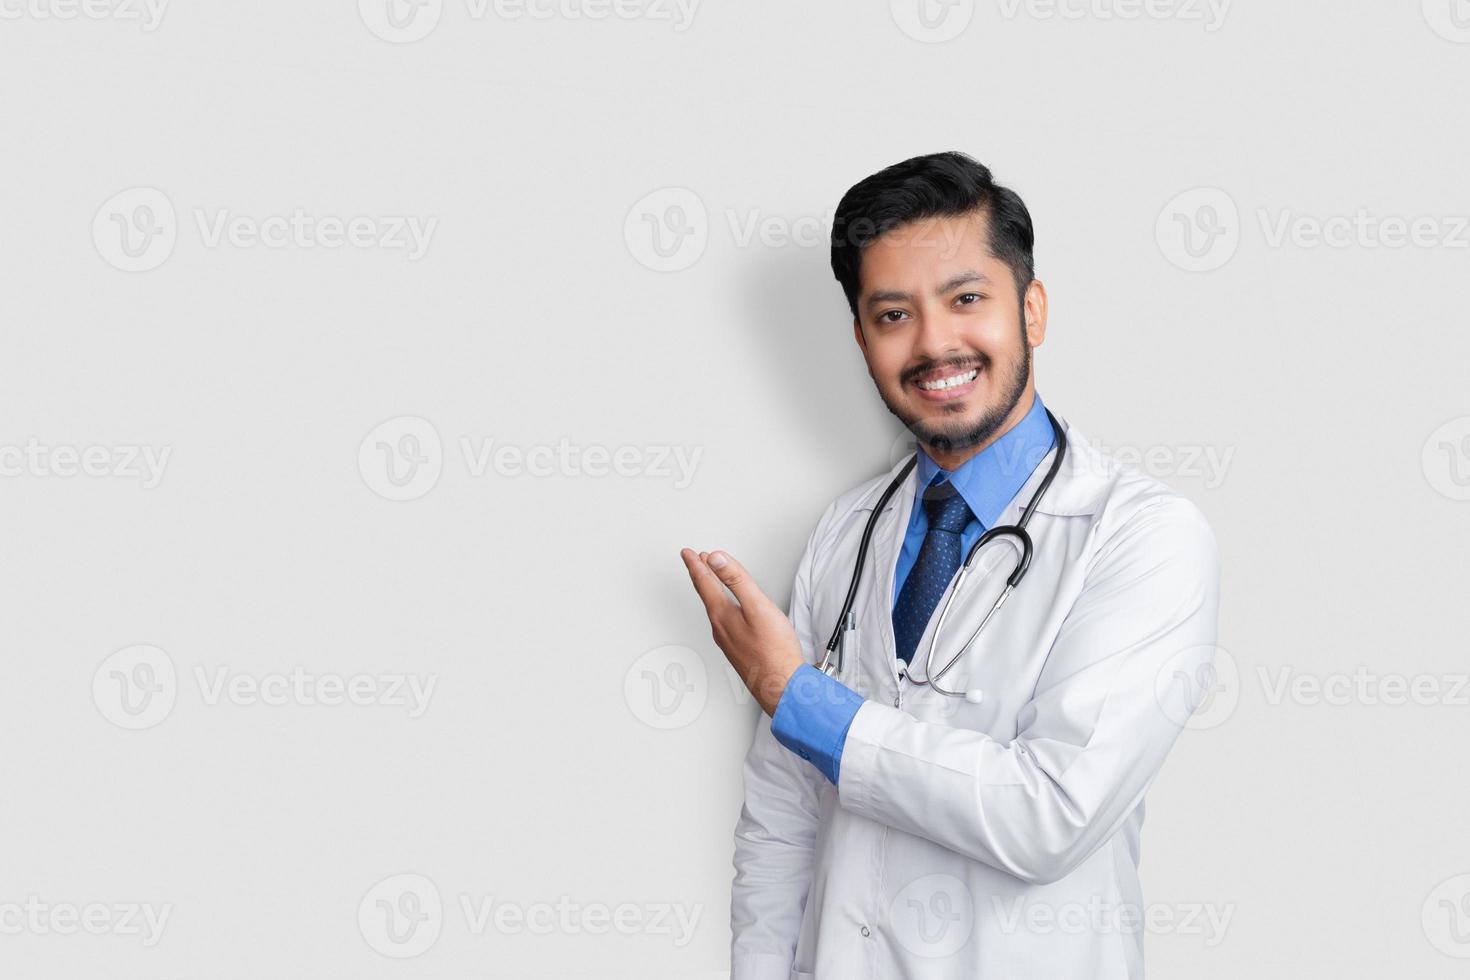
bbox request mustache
[903,355,988,385]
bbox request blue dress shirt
[770,393,1056,784]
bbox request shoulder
[1061,422,1219,576]
[798,461,912,564]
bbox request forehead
[858,210,999,289]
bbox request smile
[915,368,978,391]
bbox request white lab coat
[730,414,1220,980]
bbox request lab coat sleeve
[729,503,835,980]
[835,495,1221,886]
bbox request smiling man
[680,151,1220,980]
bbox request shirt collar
[913,392,1056,530]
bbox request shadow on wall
[730,244,904,486]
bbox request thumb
[704,551,765,608]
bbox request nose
[911,302,966,363]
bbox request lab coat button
[860,925,870,937]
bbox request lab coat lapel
[862,452,918,671]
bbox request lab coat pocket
[790,972,815,980]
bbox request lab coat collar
[864,408,1107,521]
[912,392,1056,531]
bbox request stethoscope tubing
[821,408,1069,695]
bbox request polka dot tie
[892,475,974,666]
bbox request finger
[703,550,766,609]
[680,548,732,616]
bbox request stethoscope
[816,408,1068,704]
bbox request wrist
[756,652,804,717]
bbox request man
[680,151,1220,979]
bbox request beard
[879,319,1032,456]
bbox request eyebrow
[862,270,991,310]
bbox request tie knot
[922,478,972,534]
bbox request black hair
[829,151,1036,318]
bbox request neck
[922,385,1037,472]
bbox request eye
[955,292,984,306]
[877,309,909,323]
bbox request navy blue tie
[892,475,974,665]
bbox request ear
[851,316,867,354]
[1023,279,1048,349]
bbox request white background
[3,1,1469,977]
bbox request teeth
[916,368,978,391]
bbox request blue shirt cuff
[770,663,866,784]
